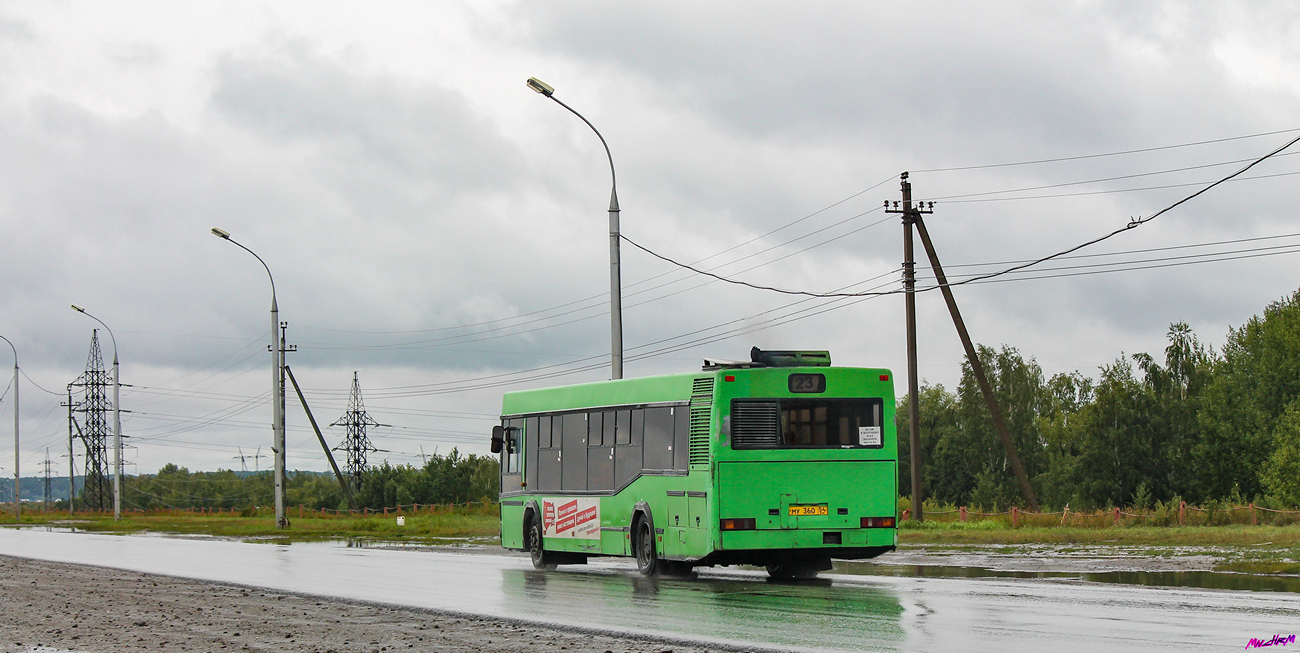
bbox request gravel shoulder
[0,556,722,653]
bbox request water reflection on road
[503,568,905,651]
[2,528,1298,652]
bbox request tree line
[900,288,1300,511]
[113,449,498,512]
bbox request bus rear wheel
[527,513,556,571]
[634,518,660,576]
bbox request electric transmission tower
[331,372,385,493]
[43,448,52,511]
[68,331,112,511]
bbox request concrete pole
[275,316,286,529]
[608,188,623,380]
[526,78,623,379]
[67,388,74,514]
[1,336,17,521]
[112,348,121,520]
[211,229,287,529]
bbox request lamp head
[71,304,85,313]
[211,227,231,239]
[526,77,554,97]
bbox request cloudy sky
[1,1,1298,480]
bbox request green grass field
[2,506,500,544]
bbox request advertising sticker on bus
[542,498,600,539]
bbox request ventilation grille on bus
[689,377,714,468]
[731,401,779,449]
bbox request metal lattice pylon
[68,330,112,511]
[331,372,381,493]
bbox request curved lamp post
[527,77,624,380]
[69,305,121,521]
[0,335,16,520]
[211,228,288,529]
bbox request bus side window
[615,409,632,445]
[538,415,552,449]
[561,412,588,491]
[615,409,643,489]
[643,407,674,471]
[538,414,561,493]
[588,411,615,492]
[524,416,540,490]
[602,410,617,448]
[630,409,644,446]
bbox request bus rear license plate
[789,506,828,516]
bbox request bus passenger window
[615,409,632,445]
[602,410,616,447]
[538,415,552,449]
[631,409,645,445]
[643,407,674,470]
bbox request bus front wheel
[634,518,660,576]
[527,513,557,571]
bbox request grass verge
[2,507,500,544]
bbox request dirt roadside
[0,556,726,653]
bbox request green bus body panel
[500,502,525,549]
[498,365,897,564]
[717,461,896,545]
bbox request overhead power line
[913,126,1300,172]
[943,132,1300,288]
[624,133,1300,299]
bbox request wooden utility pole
[912,211,1040,511]
[885,173,931,521]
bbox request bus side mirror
[491,425,505,454]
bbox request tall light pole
[527,77,624,379]
[211,228,288,528]
[0,335,17,520]
[69,306,121,521]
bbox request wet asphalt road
[1,528,1294,652]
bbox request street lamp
[69,305,121,521]
[0,335,16,521]
[211,227,288,529]
[527,77,624,380]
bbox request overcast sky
[1,2,1298,479]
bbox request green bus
[491,348,897,578]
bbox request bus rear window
[731,398,884,449]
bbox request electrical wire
[913,126,1300,173]
[622,133,1300,299]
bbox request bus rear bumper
[693,545,894,567]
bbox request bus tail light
[720,518,756,531]
[861,516,896,528]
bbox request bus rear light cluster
[720,518,757,531]
[861,516,896,528]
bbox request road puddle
[838,561,1300,593]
